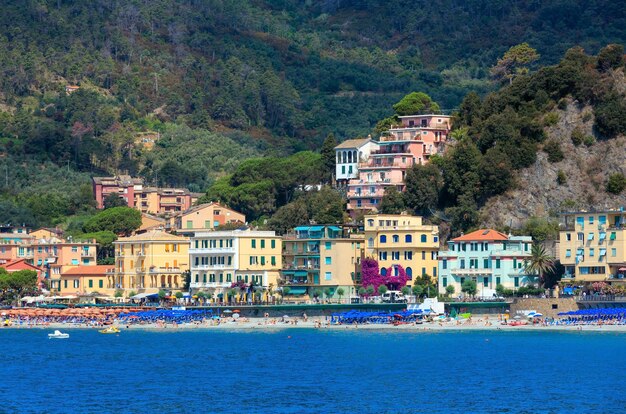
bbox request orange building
[174,203,246,235]
[58,265,115,296]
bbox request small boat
[48,330,70,339]
[99,326,120,334]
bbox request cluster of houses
[2,111,625,303]
[3,203,625,303]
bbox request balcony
[81,251,92,257]
[280,278,314,286]
[191,264,234,271]
[450,268,492,275]
[358,159,414,169]
[136,251,146,256]
[190,281,231,289]
[135,268,146,273]
[149,267,185,274]
[347,189,386,198]
[189,247,235,254]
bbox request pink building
[347,114,451,214]
[92,176,141,209]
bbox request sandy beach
[5,317,626,333]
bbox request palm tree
[525,243,555,288]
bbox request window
[325,257,332,265]
[89,280,93,288]
[405,235,412,243]
[483,277,488,287]
[612,248,617,257]
[420,235,427,243]
[433,267,437,277]
[71,259,79,265]
[589,216,594,224]
[589,248,595,257]
[392,235,399,243]
[577,233,584,241]
[460,259,465,269]
[271,239,276,249]
[442,259,447,270]
[64,280,68,289]
[379,252,388,261]
[513,259,517,268]
[406,267,412,278]
[71,246,77,253]
[442,277,447,287]
[484,259,489,268]
[99,280,103,289]
[251,239,256,248]
[261,257,266,265]
[422,251,426,260]
[271,256,276,266]
[261,240,265,248]
[496,259,501,269]
[380,235,387,243]
[496,277,501,285]
[341,165,346,174]
[325,241,332,250]
[392,251,400,260]
[434,236,439,243]
[422,267,426,276]
[227,274,232,282]
[195,274,199,283]
[566,233,571,241]
[73,279,79,289]
[325,272,332,281]
[203,274,207,283]
[404,251,413,260]
[381,268,387,276]
[565,249,571,258]
[514,277,519,287]
[599,215,607,225]
[186,220,193,229]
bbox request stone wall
[510,298,578,319]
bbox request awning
[587,233,594,240]
[599,232,606,240]
[619,267,626,272]
[327,226,341,232]
[599,248,606,256]
[131,292,159,300]
[308,226,324,232]
[285,287,307,295]
[576,249,584,255]
[610,232,617,240]
[294,226,310,231]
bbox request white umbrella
[232,313,240,319]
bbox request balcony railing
[149,267,185,274]
[191,264,234,271]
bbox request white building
[189,230,282,300]
[334,138,378,187]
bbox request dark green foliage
[75,231,117,264]
[606,173,626,195]
[594,92,626,138]
[543,140,564,163]
[557,170,567,185]
[0,269,38,303]
[380,187,406,214]
[456,92,482,128]
[320,134,338,184]
[520,217,560,242]
[597,44,624,72]
[570,128,584,146]
[583,135,596,147]
[478,147,514,199]
[445,192,480,235]
[404,164,442,215]
[103,193,127,209]
[392,92,440,116]
[82,207,141,236]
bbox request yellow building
[559,210,626,283]
[189,230,282,301]
[281,226,363,301]
[174,202,246,236]
[113,230,190,296]
[137,213,167,234]
[364,214,439,284]
[59,265,115,296]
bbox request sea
[1,328,624,414]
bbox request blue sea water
[1,328,625,414]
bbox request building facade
[346,114,451,214]
[113,230,190,296]
[559,210,626,283]
[363,214,439,284]
[438,229,533,297]
[189,230,282,301]
[175,203,246,236]
[334,138,377,188]
[281,226,362,301]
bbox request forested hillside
[0,0,625,229]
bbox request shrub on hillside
[543,140,564,162]
[557,170,567,185]
[583,134,595,147]
[570,128,584,146]
[543,112,559,126]
[597,44,624,72]
[606,173,626,194]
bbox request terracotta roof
[0,258,42,271]
[335,138,371,149]
[62,265,114,276]
[115,230,188,242]
[452,229,509,242]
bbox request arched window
[380,235,387,243]
[406,267,413,278]
[392,235,399,243]
[381,267,387,276]
[348,151,352,163]
[343,151,347,163]
[353,150,357,162]
[368,237,374,248]
[367,219,374,227]
[393,266,399,277]
[405,235,412,243]
[337,152,341,163]
[421,235,427,243]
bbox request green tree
[597,44,624,72]
[377,284,388,296]
[445,285,455,297]
[392,92,440,115]
[366,285,375,296]
[267,200,309,234]
[412,284,424,298]
[320,133,338,184]
[524,243,555,288]
[491,43,540,84]
[461,280,477,297]
[336,287,345,303]
[403,163,442,215]
[478,147,513,199]
[456,92,482,128]
[175,291,183,299]
[82,207,141,236]
[324,287,333,301]
[606,173,626,194]
[543,140,564,163]
[103,193,127,209]
[358,286,366,297]
[380,186,405,214]
[401,286,411,296]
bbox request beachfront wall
[438,229,534,297]
[58,265,115,296]
[189,230,282,301]
[113,230,190,296]
[281,226,362,301]
[364,214,439,285]
[559,210,626,283]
